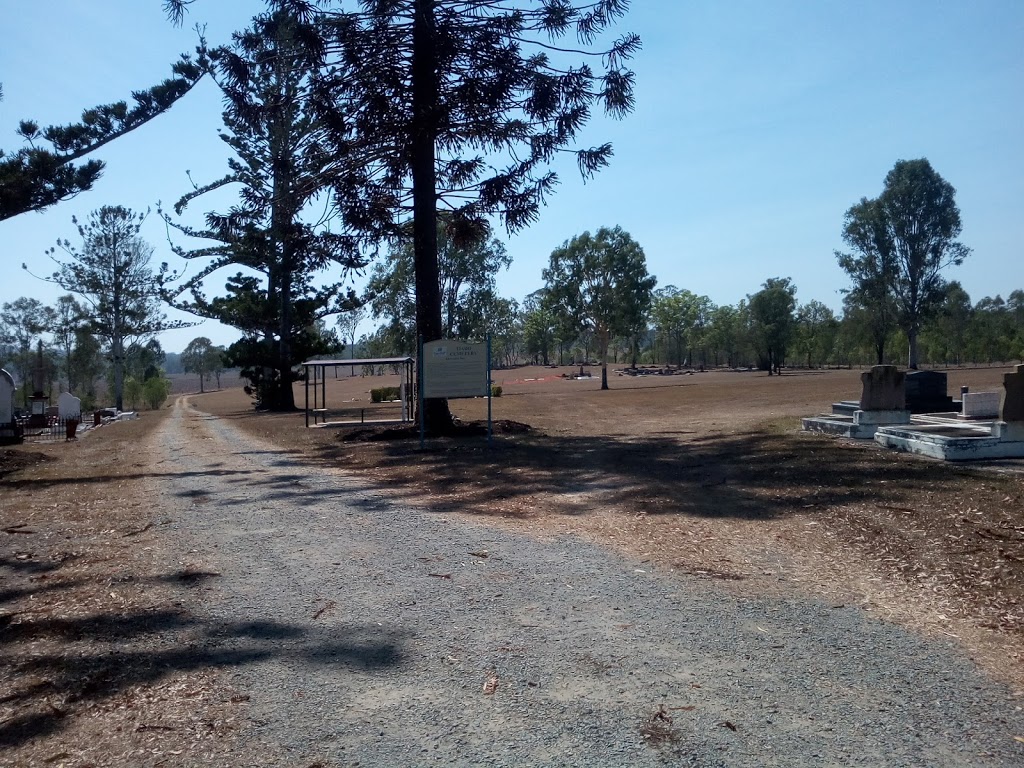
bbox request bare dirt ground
[0,412,263,766]
[2,364,1023,765]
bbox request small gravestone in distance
[0,369,21,445]
[58,392,82,420]
[905,370,955,413]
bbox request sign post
[420,339,492,447]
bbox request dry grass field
[197,364,1024,686]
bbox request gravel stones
[153,404,1024,767]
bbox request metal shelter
[301,356,415,428]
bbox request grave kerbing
[802,365,910,439]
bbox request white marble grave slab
[962,391,1000,419]
[58,392,82,419]
[0,369,15,423]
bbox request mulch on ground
[0,411,253,765]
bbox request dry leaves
[482,672,499,695]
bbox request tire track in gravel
[152,397,1024,767]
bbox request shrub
[491,385,502,397]
[143,377,172,410]
[123,377,143,410]
[370,386,401,403]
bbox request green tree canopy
[161,5,362,409]
[748,277,797,375]
[181,336,224,393]
[0,54,205,220]
[31,206,187,410]
[793,299,838,369]
[543,225,656,390]
[365,218,512,354]
[838,158,969,369]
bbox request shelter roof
[300,356,414,367]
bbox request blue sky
[2,1,1022,353]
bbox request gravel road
[151,398,1024,767]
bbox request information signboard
[422,340,487,399]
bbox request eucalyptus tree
[706,303,744,368]
[182,336,222,393]
[521,290,556,366]
[543,226,655,390]
[48,295,87,392]
[793,300,838,369]
[835,197,898,365]
[838,159,969,368]
[336,305,367,359]
[748,278,797,375]
[920,281,972,365]
[650,286,691,366]
[365,218,512,352]
[0,297,50,403]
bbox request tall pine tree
[319,0,639,429]
[162,5,362,410]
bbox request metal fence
[16,414,90,443]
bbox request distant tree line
[352,158,1020,379]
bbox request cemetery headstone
[27,340,50,427]
[0,369,21,444]
[962,391,1001,419]
[0,369,14,425]
[859,365,906,411]
[1001,364,1024,423]
[995,364,1024,441]
[58,392,82,420]
[904,370,955,413]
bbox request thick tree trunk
[112,337,125,410]
[908,329,920,370]
[412,0,452,434]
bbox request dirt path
[148,397,1024,767]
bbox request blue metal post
[487,333,493,447]
[418,335,425,449]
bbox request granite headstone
[905,370,955,413]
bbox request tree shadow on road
[0,569,405,749]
